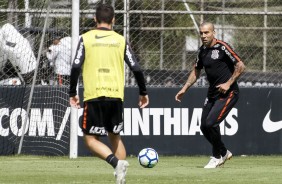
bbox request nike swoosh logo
[95,35,111,39]
[262,109,282,133]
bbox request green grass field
[0,155,281,184]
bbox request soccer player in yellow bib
[69,4,149,184]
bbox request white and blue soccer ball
[138,148,159,168]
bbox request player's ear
[94,17,97,23]
[111,17,115,24]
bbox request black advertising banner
[0,87,281,156]
[0,86,70,155]
[121,88,282,156]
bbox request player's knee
[200,119,208,131]
[83,135,99,147]
[201,117,214,130]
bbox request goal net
[0,0,73,156]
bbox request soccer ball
[138,148,159,168]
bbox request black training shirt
[195,39,242,99]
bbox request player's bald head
[200,22,215,31]
[199,22,216,47]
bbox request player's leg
[201,100,223,168]
[82,100,120,167]
[108,133,128,184]
[201,98,223,168]
[200,97,214,144]
[83,134,113,159]
[105,99,128,184]
[105,99,126,160]
[108,133,126,160]
[206,91,239,166]
[82,101,117,161]
[83,132,129,184]
[210,126,225,158]
[83,100,128,184]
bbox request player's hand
[216,82,230,94]
[70,95,81,108]
[175,90,185,102]
[139,95,149,108]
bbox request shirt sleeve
[221,41,242,65]
[195,47,203,70]
[124,42,147,96]
[69,37,85,97]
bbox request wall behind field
[0,87,281,156]
[85,87,282,156]
[119,88,282,155]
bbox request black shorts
[82,98,123,136]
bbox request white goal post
[15,0,80,158]
[69,0,80,159]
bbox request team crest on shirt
[211,50,219,59]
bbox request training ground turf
[0,155,281,184]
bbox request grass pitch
[0,155,281,184]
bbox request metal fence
[0,0,282,87]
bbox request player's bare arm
[217,61,246,94]
[175,67,201,102]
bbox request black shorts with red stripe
[82,97,123,136]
